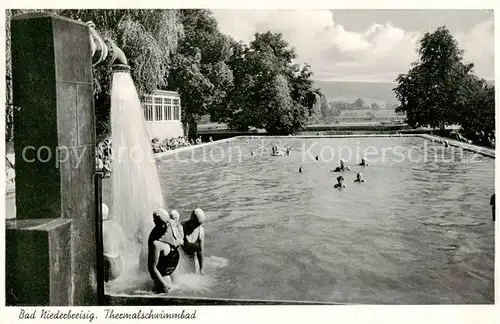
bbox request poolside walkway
[153,137,240,159]
[419,134,495,158]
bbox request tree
[167,9,234,140]
[394,26,474,129]
[353,98,365,110]
[308,94,328,124]
[264,74,295,134]
[289,63,322,117]
[458,76,495,139]
[217,31,320,135]
[371,103,380,110]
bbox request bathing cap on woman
[150,209,181,276]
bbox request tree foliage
[458,76,495,139]
[394,26,493,135]
[214,31,320,135]
[167,9,234,140]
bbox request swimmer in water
[299,167,304,173]
[102,203,126,282]
[315,156,320,161]
[181,208,207,275]
[148,209,183,293]
[359,158,369,166]
[286,147,291,156]
[354,172,366,183]
[250,151,254,156]
[333,159,351,172]
[334,176,346,188]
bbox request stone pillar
[9,13,97,305]
[6,218,72,305]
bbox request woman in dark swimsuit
[181,208,207,275]
[148,209,183,293]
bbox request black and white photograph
[2,2,497,318]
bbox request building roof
[151,90,180,97]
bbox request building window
[163,106,169,120]
[165,98,172,120]
[173,98,180,120]
[143,96,154,121]
[142,92,181,121]
[155,105,163,121]
[167,106,172,120]
[144,105,153,121]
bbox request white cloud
[457,19,494,80]
[212,9,494,82]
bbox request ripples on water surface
[154,137,494,304]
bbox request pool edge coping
[152,134,495,159]
[104,293,347,305]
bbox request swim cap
[169,209,180,222]
[102,203,109,220]
[153,208,170,226]
[191,208,207,225]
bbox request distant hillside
[314,79,495,108]
[313,80,398,108]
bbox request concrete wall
[6,218,72,305]
[145,120,184,140]
[9,13,97,306]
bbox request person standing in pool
[334,176,346,188]
[333,159,351,172]
[148,209,183,293]
[102,203,126,282]
[491,194,495,222]
[181,208,207,275]
[354,172,366,183]
[169,209,184,240]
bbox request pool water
[152,137,494,304]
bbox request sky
[212,9,494,83]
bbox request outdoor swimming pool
[115,136,495,304]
